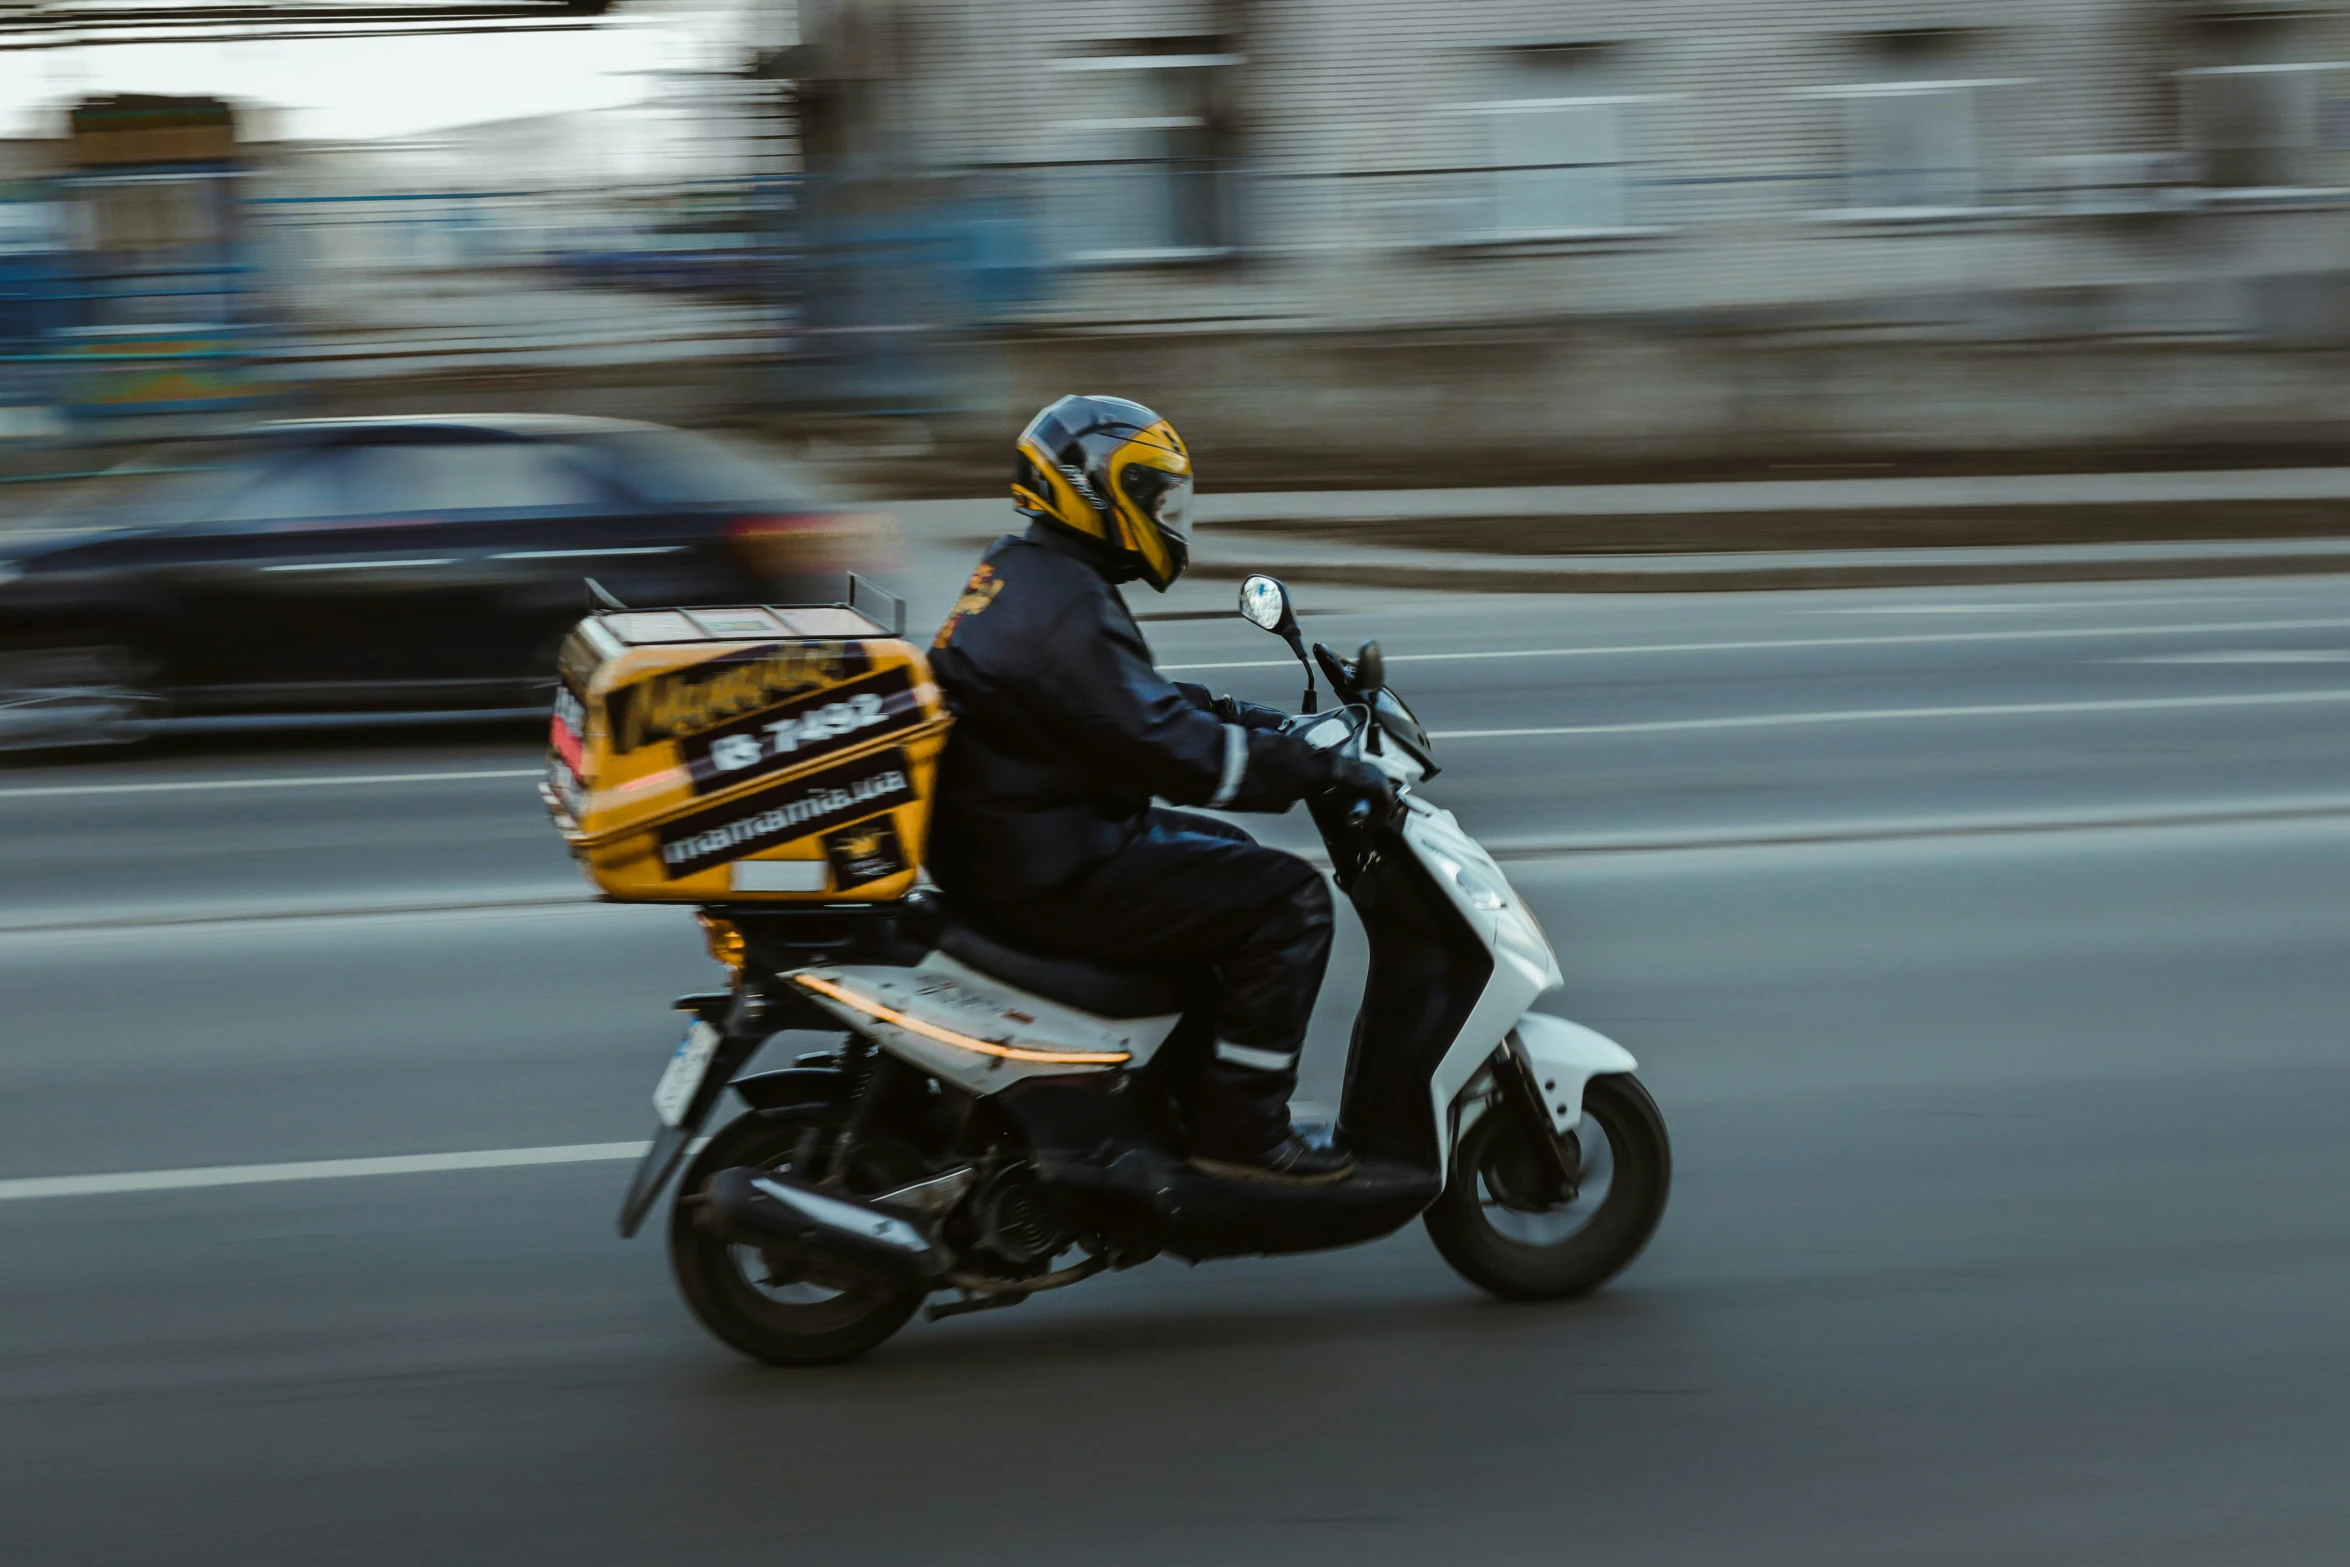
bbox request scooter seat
[936,921,1187,1020]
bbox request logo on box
[656,750,914,879]
[822,818,908,890]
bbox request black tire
[0,638,165,753]
[1424,1072,1671,1302]
[667,1111,926,1366]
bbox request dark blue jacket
[926,525,1333,893]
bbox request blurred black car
[0,415,893,747]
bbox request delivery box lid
[596,605,890,645]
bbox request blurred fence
[11,132,2350,484]
[1,161,270,479]
[1,161,1064,481]
[252,181,795,379]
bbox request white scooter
[625,574,1670,1364]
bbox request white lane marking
[1160,615,2350,672]
[2109,651,2350,664]
[0,888,610,939]
[0,1141,650,1203]
[1433,687,2350,741]
[0,768,541,801]
[260,559,455,573]
[1481,793,2350,858]
[1811,599,2264,615]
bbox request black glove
[1319,755,1401,827]
[1211,693,1291,732]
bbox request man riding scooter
[926,395,1396,1184]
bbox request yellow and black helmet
[1012,394,1194,592]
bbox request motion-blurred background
[9,6,2350,1567]
[13,0,2350,488]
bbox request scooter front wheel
[1425,1072,1670,1301]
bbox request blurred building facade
[257,92,787,381]
[1,71,796,471]
[844,0,2350,472]
[15,3,2350,479]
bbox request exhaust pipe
[699,1167,948,1287]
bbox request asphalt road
[6,571,2350,1565]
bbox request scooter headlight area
[591,575,1667,1367]
[1425,843,1509,911]
[1409,813,1561,991]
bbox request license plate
[652,1021,721,1127]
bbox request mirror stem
[1284,631,1318,713]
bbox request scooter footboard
[1510,1013,1638,1135]
[998,1075,1440,1260]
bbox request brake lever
[1311,641,1356,704]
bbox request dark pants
[954,808,1335,1157]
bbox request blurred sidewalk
[1184,533,2350,594]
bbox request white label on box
[731,859,831,893]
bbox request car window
[197,451,361,527]
[587,429,812,508]
[46,439,278,531]
[340,441,609,515]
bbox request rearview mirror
[1237,574,1317,714]
[1238,574,1296,636]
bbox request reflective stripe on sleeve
[1207,722,1248,809]
[1214,1040,1298,1073]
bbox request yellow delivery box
[542,602,950,903]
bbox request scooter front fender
[1510,1012,1638,1136]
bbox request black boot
[1190,1132,1358,1186]
[1186,1039,1357,1183]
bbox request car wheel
[0,640,167,752]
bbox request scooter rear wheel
[668,1111,926,1365]
[1424,1072,1670,1301]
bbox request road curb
[1189,548,2350,594]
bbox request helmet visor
[1154,472,1193,545]
[1120,462,1193,548]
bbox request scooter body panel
[794,950,1184,1094]
[1398,802,1567,1185]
